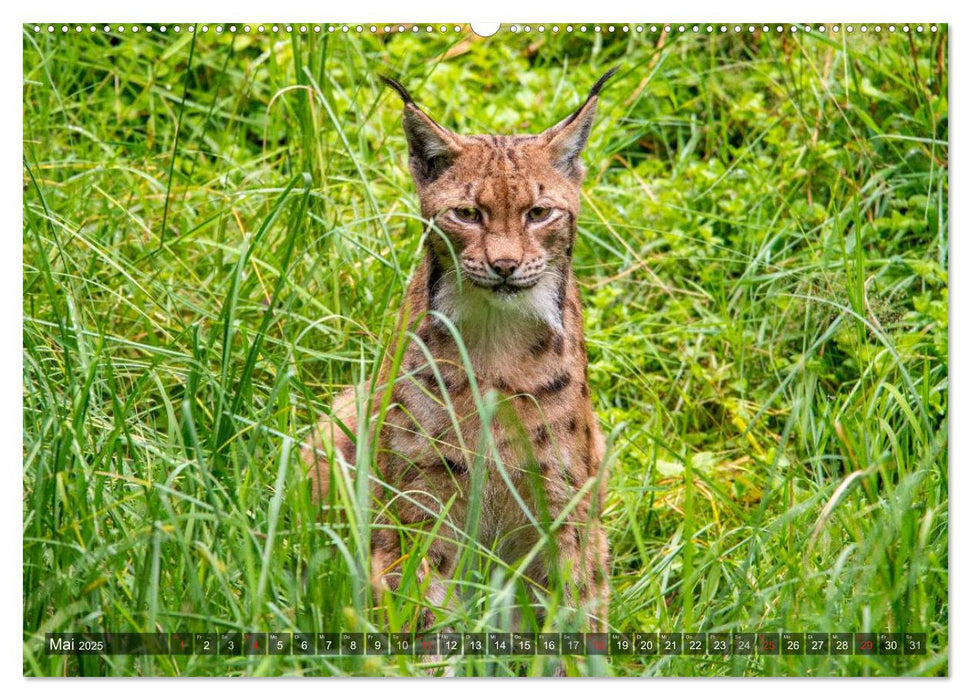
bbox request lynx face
[422,138,579,292]
[382,71,616,345]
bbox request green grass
[23,23,948,676]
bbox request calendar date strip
[44,632,928,656]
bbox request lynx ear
[542,67,618,179]
[380,75,461,184]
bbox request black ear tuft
[379,74,416,105]
[542,67,619,179]
[587,66,620,100]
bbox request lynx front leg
[541,520,607,677]
[370,525,459,631]
[587,523,610,631]
[553,521,609,632]
[367,455,468,631]
[371,524,460,675]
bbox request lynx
[302,69,616,635]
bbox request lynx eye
[454,206,482,223]
[526,206,552,222]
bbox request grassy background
[23,23,948,676]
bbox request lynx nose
[490,258,519,278]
